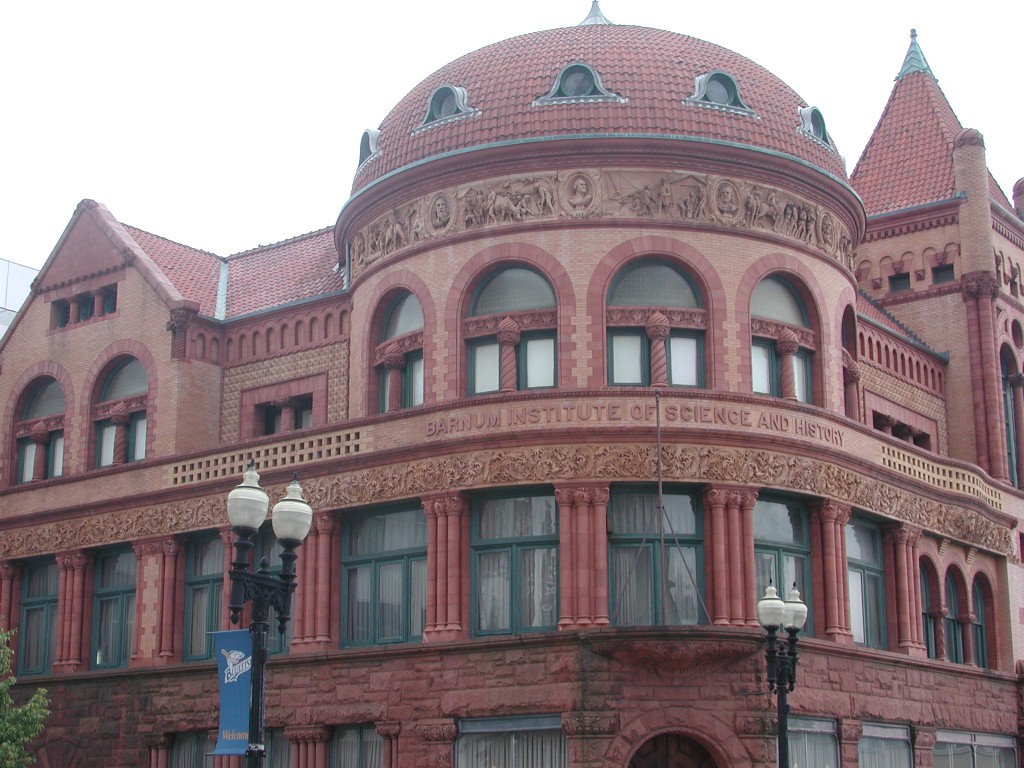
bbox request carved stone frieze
[348,168,855,279]
[463,309,556,339]
[0,444,1013,560]
[14,415,65,439]
[94,395,147,420]
[373,331,423,367]
[415,720,458,743]
[606,307,706,329]
[750,318,816,349]
[736,715,776,736]
[561,711,619,737]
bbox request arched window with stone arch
[750,275,816,403]
[13,377,66,483]
[944,569,965,664]
[465,266,557,395]
[606,257,706,387]
[93,357,149,468]
[971,575,993,669]
[375,291,425,412]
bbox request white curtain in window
[669,336,697,386]
[474,343,500,393]
[524,337,555,388]
[51,433,64,476]
[479,498,555,539]
[611,334,644,384]
[849,569,865,644]
[751,344,772,394]
[933,743,974,768]
[131,415,147,460]
[793,354,810,403]
[860,736,912,768]
[790,731,838,768]
[612,546,652,625]
[18,441,35,483]
[477,551,510,631]
[377,562,402,639]
[98,422,116,466]
[410,558,426,637]
[349,511,425,555]
[518,547,557,627]
[347,566,372,642]
[456,730,566,768]
[188,587,212,657]
[665,547,699,624]
[410,356,424,405]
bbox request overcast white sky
[2,0,1019,271]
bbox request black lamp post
[227,463,312,767]
[756,582,808,768]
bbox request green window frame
[330,725,383,768]
[517,331,556,390]
[608,488,703,626]
[184,533,224,661]
[468,338,501,395]
[472,493,558,635]
[456,715,568,768]
[92,548,136,669]
[846,517,886,649]
[971,580,988,669]
[342,507,427,647]
[265,728,290,768]
[754,497,812,633]
[17,558,58,676]
[921,565,938,659]
[944,572,964,663]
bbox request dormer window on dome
[420,85,477,127]
[533,63,626,106]
[358,129,379,167]
[798,106,832,148]
[684,71,754,116]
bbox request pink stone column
[726,492,743,624]
[907,528,924,649]
[0,562,17,632]
[554,487,576,628]
[219,528,236,629]
[573,488,594,625]
[381,344,406,412]
[776,329,800,401]
[740,490,759,626]
[159,538,180,658]
[444,496,466,631]
[704,489,730,626]
[422,499,440,635]
[818,503,841,639]
[55,554,73,665]
[30,431,50,481]
[834,505,851,638]
[496,316,521,392]
[646,312,670,387]
[378,721,401,768]
[314,513,334,642]
[592,486,610,625]
[843,360,862,421]
[297,516,317,644]
[146,735,171,768]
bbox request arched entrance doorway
[629,733,718,768]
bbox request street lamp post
[756,582,808,768]
[227,463,313,768]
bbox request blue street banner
[212,629,252,755]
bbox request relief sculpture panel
[348,169,856,279]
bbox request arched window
[1000,349,1019,487]
[376,293,425,413]
[920,561,938,659]
[465,267,557,395]
[94,357,148,468]
[944,571,964,664]
[750,276,815,403]
[606,259,705,387]
[971,578,989,669]
[14,377,65,483]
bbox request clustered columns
[884,524,926,654]
[1008,374,1024,486]
[496,316,521,392]
[422,494,469,641]
[0,563,19,634]
[53,551,92,672]
[813,501,852,642]
[645,312,670,387]
[704,488,759,627]
[130,537,182,663]
[776,328,801,401]
[292,512,335,648]
[283,727,330,768]
[555,486,611,629]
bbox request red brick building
[2,6,1023,767]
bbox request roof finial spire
[897,27,934,80]
[579,0,613,25]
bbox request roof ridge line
[229,225,334,259]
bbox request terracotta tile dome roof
[352,23,848,193]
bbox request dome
[352,23,847,193]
